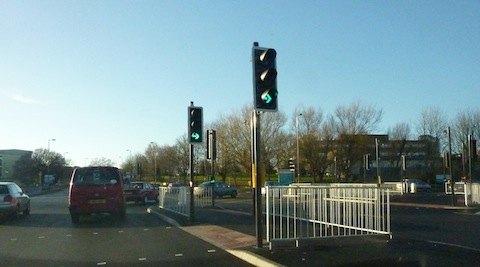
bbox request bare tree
[89,157,115,167]
[334,101,383,135]
[386,122,412,179]
[330,102,383,180]
[388,122,411,141]
[211,105,252,183]
[415,106,448,180]
[291,106,325,181]
[453,108,480,152]
[415,106,448,145]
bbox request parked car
[194,181,238,198]
[150,183,161,190]
[68,166,126,224]
[167,183,182,193]
[407,178,432,192]
[0,182,30,218]
[124,182,159,204]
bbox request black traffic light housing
[364,154,370,171]
[207,129,217,160]
[253,44,278,112]
[288,158,295,172]
[188,106,203,143]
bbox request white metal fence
[265,185,392,249]
[446,182,480,206]
[470,183,480,205]
[158,186,215,217]
[158,187,190,217]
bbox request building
[359,135,439,182]
[0,149,33,180]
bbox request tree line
[120,102,479,184]
[12,102,479,186]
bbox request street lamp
[296,113,303,183]
[444,127,455,206]
[48,138,56,151]
[150,142,158,182]
[46,138,56,177]
[126,149,133,175]
[375,138,381,185]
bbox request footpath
[148,193,480,267]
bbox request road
[185,191,480,267]
[2,189,480,266]
[0,190,253,267]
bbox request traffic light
[207,129,217,160]
[253,45,278,111]
[364,154,370,170]
[288,158,295,172]
[188,106,203,143]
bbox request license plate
[88,199,106,204]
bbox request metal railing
[470,183,480,205]
[194,186,214,207]
[449,182,480,207]
[266,185,391,248]
[158,187,190,217]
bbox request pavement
[147,192,480,267]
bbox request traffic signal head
[207,129,217,160]
[288,158,295,172]
[364,154,370,170]
[253,46,278,112]
[188,106,203,143]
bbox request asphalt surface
[148,192,480,267]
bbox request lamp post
[48,138,56,151]
[46,139,56,178]
[150,142,158,182]
[375,138,381,185]
[296,113,302,183]
[445,127,455,206]
[126,149,133,176]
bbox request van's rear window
[73,168,119,185]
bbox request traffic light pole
[253,111,263,248]
[189,143,195,223]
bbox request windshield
[72,168,120,185]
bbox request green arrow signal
[262,92,272,103]
[191,132,200,140]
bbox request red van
[68,166,126,224]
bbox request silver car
[0,182,30,218]
[407,179,432,192]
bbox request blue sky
[1,1,479,167]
